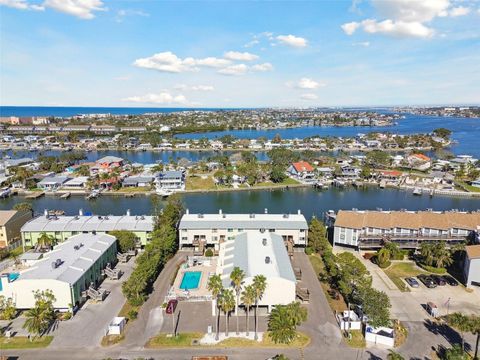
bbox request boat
[48,209,65,216]
[413,187,423,196]
[60,192,71,199]
[86,189,100,200]
[379,180,386,189]
[156,188,173,197]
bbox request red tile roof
[292,161,313,172]
[411,153,431,162]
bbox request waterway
[177,114,480,157]
[1,188,478,219]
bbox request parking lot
[355,253,480,322]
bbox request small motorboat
[413,187,423,196]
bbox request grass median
[383,262,427,292]
[0,336,53,349]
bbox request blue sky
[1,0,479,107]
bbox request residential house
[288,161,315,180]
[407,154,432,171]
[464,245,480,288]
[37,176,70,191]
[155,170,185,191]
[0,210,33,249]
[96,156,124,170]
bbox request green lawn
[455,180,480,193]
[383,262,428,292]
[344,330,366,348]
[147,332,310,349]
[0,336,53,349]
[255,178,299,187]
[186,176,216,190]
[115,186,152,193]
[146,332,203,348]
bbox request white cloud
[244,39,259,48]
[224,51,259,61]
[276,34,308,48]
[115,9,149,22]
[342,22,361,35]
[43,0,106,19]
[0,0,43,10]
[218,64,249,76]
[353,41,371,47]
[341,0,471,39]
[301,93,318,100]
[123,92,190,105]
[133,51,231,73]
[175,84,214,91]
[449,6,470,17]
[251,62,273,72]
[297,77,324,89]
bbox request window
[182,229,187,233]
[181,237,187,241]
[238,229,243,232]
[227,228,233,232]
[300,229,305,233]
[453,228,458,234]
[212,229,218,233]
[269,229,275,232]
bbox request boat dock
[25,192,45,199]
[60,192,71,199]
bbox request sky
[0,0,479,108]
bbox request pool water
[179,271,201,290]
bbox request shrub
[305,247,314,255]
[127,309,138,320]
[418,263,447,274]
[204,248,213,257]
[378,260,392,269]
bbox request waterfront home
[407,154,432,171]
[178,209,308,251]
[316,167,334,178]
[472,178,480,188]
[63,176,89,189]
[216,231,296,311]
[0,210,33,249]
[463,245,480,288]
[288,161,315,180]
[37,176,70,191]
[122,175,155,188]
[338,165,361,181]
[96,156,124,170]
[376,170,403,181]
[332,210,480,249]
[21,210,154,247]
[0,233,117,311]
[155,170,185,191]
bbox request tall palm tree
[230,266,245,335]
[219,289,235,337]
[207,274,224,341]
[447,312,471,354]
[419,242,435,267]
[241,284,256,337]
[434,242,453,269]
[252,275,267,341]
[38,232,55,250]
[23,307,45,339]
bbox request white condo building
[178,210,308,251]
[216,231,296,310]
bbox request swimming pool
[179,271,202,290]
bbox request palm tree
[23,306,44,339]
[434,242,453,269]
[219,289,235,337]
[471,315,480,360]
[420,242,435,267]
[387,350,405,360]
[207,274,224,341]
[241,284,256,337]
[230,266,245,335]
[252,274,267,341]
[37,232,55,250]
[447,312,471,354]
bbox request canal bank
[1,187,478,219]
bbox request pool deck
[171,258,217,299]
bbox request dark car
[431,275,446,286]
[442,275,459,286]
[418,274,437,288]
[405,277,420,288]
[166,299,178,314]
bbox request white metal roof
[21,214,154,233]
[179,212,308,230]
[220,232,296,286]
[19,233,117,285]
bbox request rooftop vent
[222,214,226,218]
[352,208,358,211]
[98,216,103,220]
[262,238,267,246]
[198,214,204,218]
[79,208,83,216]
[126,209,131,216]
[283,214,289,219]
[141,215,145,220]
[51,258,63,269]
[74,215,79,220]
[265,256,271,264]
[264,208,268,214]
[249,214,255,218]
[260,228,265,233]
[376,207,383,211]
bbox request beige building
[333,210,480,249]
[0,210,33,249]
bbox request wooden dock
[60,192,71,199]
[25,192,45,199]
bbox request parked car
[166,299,178,314]
[426,301,439,318]
[431,275,446,286]
[405,277,420,288]
[442,275,459,286]
[418,274,437,288]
